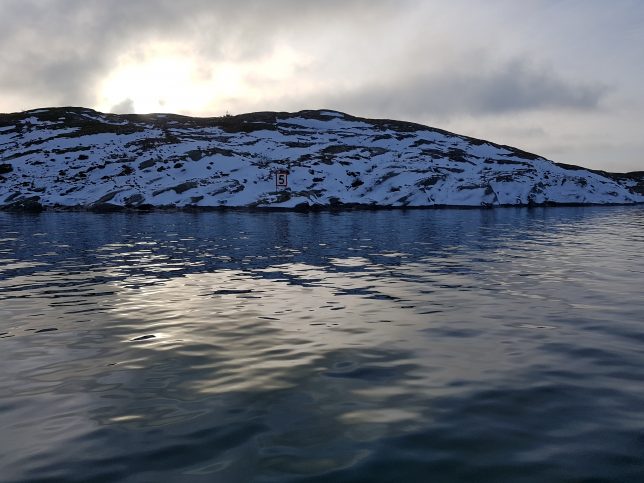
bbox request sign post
[275,170,288,189]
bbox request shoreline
[2,200,643,214]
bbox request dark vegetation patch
[60,122,144,138]
[277,110,344,122]
[283,141,315,148]
[276,126,317,136]
[395,194,411,205]
[216,112,278,133]
[51,146,90,155]
[416,176,445,188]
[556,163,644,194]
[292,188,325,200]
[124,194,145,206]
[371,134,393,142]
[227,180,245,194]
[615,172,644,195]
[410,139,436,148]
[59,186,80,196]
[117,165,134,176]
[438,167,465,173]
[494,174,517,183]
[173,181,199,194]
[95,191,122,204]
[457,183,485,191]
[4,149,41,161]
[153,181,199,197]
[187,150,203,161]
[375,171,399,185]
[467,138,490,147]
[484,158,531,166]
[125,135,179,151]
[420,148,446,158]
[499,147,542,161]
[363,147,388,157]
[0,196,43,212]
[254,190,292,205]
[322,145,361,155]
[139,159,157,170]
[447,148,474,164]
[3,192,21,203]
[203,147,236,157]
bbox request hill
[1,107,642,211]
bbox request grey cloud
[110,98,135,114]
[321,60,609,118]
[0,0,402,109]
[0,0,611,117]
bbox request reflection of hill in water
[1,207,644,481]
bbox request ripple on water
[1,207,644,482]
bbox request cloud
[0,0,619,117]
[110,98,135,114]
[319,59,609,119]
[0,0,401,109]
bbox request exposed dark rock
[153,181,199,197]
[118,165,134,176]
[2,196,43,212]
[89,203,125,212]
[124,193,145,206]
[138,159,157,170]
[173,181,198,194]
[186,150,203,161]
[293,202,311,211]
[95,191,122,204]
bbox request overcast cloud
[1,0,642,171]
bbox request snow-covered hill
[0,107,642,211]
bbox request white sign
[275,171,288,188]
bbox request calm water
[1,207,644,482]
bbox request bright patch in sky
[98,43,309,115]
[98,43,227,114]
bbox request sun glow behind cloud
[98,43,310,115]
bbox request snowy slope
[0,107,642,210]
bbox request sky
[1,0,643,172]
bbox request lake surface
[1,207,644,482]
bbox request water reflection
[1,207,644,482]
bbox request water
[1,207,643,482]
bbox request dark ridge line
[0,106,554,167]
